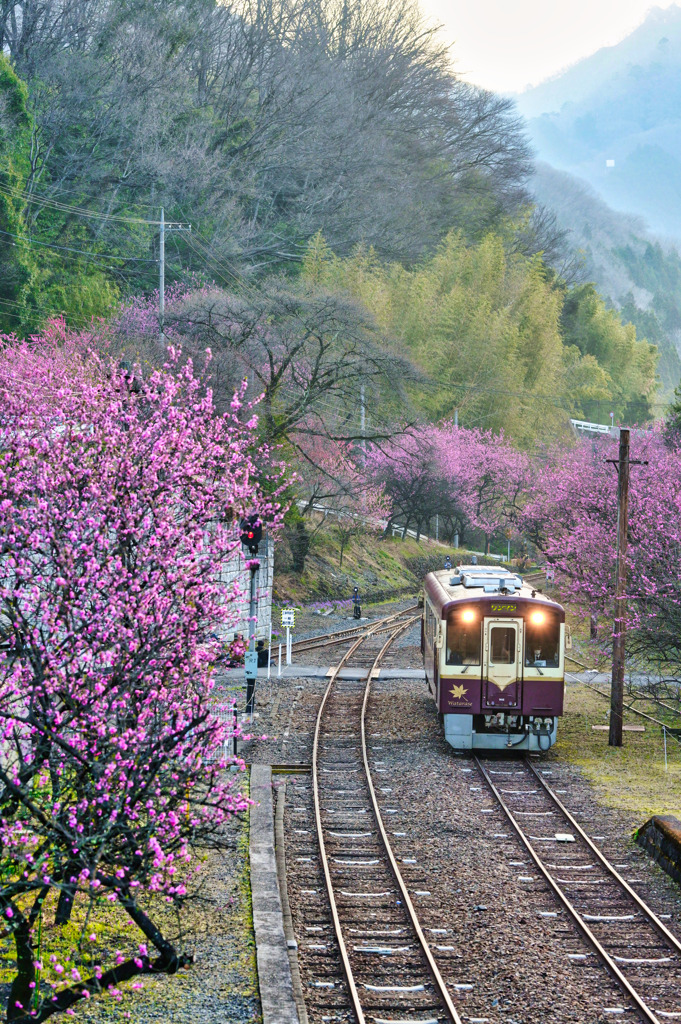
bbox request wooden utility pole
[609,428,630,747]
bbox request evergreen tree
[0,55,37,335]
[665,381,681,446]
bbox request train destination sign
[490,602,517,613]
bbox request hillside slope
[532,162,681,397]
[517,5,681,237]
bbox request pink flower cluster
[0,325,282,1021]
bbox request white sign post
[281,608,296,667]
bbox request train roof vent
[461,571,523,591]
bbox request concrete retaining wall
[635,814,681,888]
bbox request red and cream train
[422,566,566,751]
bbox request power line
[0,228,157,263]
[0,183,166,226]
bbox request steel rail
[311,631,369,1024]
[361,623,464,1024]
[292,605,419,652]
[474,756,663,1024]
[311,613,462,1024]
[524,757,681,956]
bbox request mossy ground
[0,771,260,1024]
[556,681,681,821]
[274,528,446,604]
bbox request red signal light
[240,514,263,553]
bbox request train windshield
[524,608,561,667]
[490,626,515,664]
[446,607,481,665]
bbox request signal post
[240,514,263,718]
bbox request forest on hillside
[0,0,669,475]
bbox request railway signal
[240,513,264,716]
[240,513,263,555]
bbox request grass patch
[228,770,259,1016]
[557,682,681,820]
[274,529,443,603]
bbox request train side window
[524,609,561,667]
[446,608,480,666]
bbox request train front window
[524,609,561,667]
[490,626,515,664]
[446,608,480,666]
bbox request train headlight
[530,611,545,625]
[462,609,476,623]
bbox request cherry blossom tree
[432,423,530,550]
[519,429,681,663]
[0,322,281,1022]
[368,424,529,548]
[295,437,388,567]
[367,433,455,542]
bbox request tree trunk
[55,874,76,926]
[287,522,309,573]
[7,913,35,1021]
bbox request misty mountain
[516,5,681,238]
[533,162,681,397]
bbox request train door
[483,619,522,709]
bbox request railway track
[475,755,681,1023]
[292,605,419,655]
[300,611,463,1024]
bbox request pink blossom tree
[368,424,529,549]
[0,325,281,1022]
[433,423,531,552]
[296,437,388,566]
[367,432,455,542]
[519,429,681,662]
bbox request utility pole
[606,429,646,746]
[158,207,191,342]
[159,207,165,340]
[609,428,630,747]
[360,384,366,459]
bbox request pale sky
[419,0,680,93]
